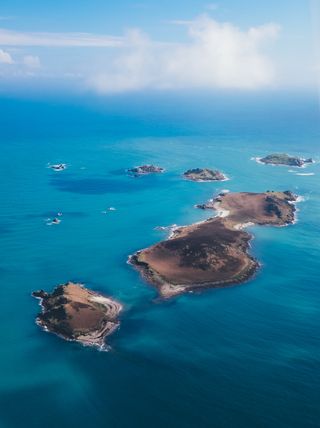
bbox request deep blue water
[0,91,320,428]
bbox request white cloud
[0,28,123,47]
[0,48,13,64]
[0,15,281,93]
[88,15,280,93]
[23,55,41,68]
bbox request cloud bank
[88,16,280,93]
[0,48,13,64]
[23,55,41,68]
[0,15,281,94]
[0,28,123,47]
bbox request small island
[128,165,164,176]
[195,198,216,210]
[49,163,67,171]
[130,191,297,298]
[183,168,227,182]
[32,282,122,349]
[258,153,313,167]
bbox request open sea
[0,90,320,428]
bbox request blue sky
[0,0,319,94]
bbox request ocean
[0,90,319,428]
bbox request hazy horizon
[0,0,319,96]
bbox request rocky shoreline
[33,282,122,349]
[129,229,259,298]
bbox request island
[183,168,227,182]
[258,153,313,167]
[129,191,297,298]
[128,164,164,176]
[32,282,122,349]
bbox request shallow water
[0,91,320,427]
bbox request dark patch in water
[49,175,164,194]
[0,224,12,235]
[0,381,77,428]
[0,266,8,276]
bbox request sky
[0,0,319,95]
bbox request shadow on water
[49,174,167,194]
[0,382,80,428]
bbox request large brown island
[32,282,122,349]
[130,191,297,298]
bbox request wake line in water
[295,173,315,176]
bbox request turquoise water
[0,91,320,427]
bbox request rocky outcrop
[33,282,122,349]
[259,154,313,167]
[128,165,164,176]
[183,168,227,182]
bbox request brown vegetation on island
[32,282,122,348]
[130,191,297,298]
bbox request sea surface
[0,90,320,428]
